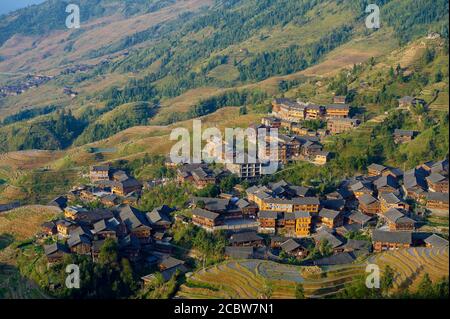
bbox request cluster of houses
[269,96,361,136]
[0,74,52,98]
[60,64,94,75]
[39,157,448,283]
[183,158,449,265]
[47,165,144,210]
[41,203,188,282]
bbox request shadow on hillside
[0,233,14,250]
[0,262,49,299]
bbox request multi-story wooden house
[327,118,360,134]
[112,178,142,196]
[89,165,110,183]
[426,192,449,211]
[258,211,279,233]
[426,173,449,193]
[44,243,70,264]
[305,104,325,119]
[192,208,221,230]
[319,208,344,229]
[372,230,413,252]
[368,163,387,177]
[325,104,350,118]
[374,175,399,195]
[358,194,380,216]
[382,208,415,231]
[260,197,320,215]
[393,129,418,144]
[350,181,373,198]
[379,193,409,213]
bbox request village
[29,92,448,289]
[0,74,53,98]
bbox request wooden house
[393,129,418,144]
[368,163,387,177]
[118,205,152,243]
[424,234,449,248]
[44,243,70,264]
[68,234,92,255]
[426,173,449,193]
[382,208,415,231]
[319,208,344,229]
[426,192,449,211]
[56,220,75,237]
[112,178,142,196]
[325,104,350,118]
[350,181,373,198]
[374,175,399,195]
[327,118,360,134]
[229,231,264,247]
[89,165,110,183]
[41,221,57,236]
[314,151,330,165]
[333,95,348,104]
[192,208,221,230]
[358,194,380,216]
[258,211,278,233]
[372,230,413,252]
[280,239,308,258]
[379,193,409,213]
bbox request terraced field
[369,246,449,292]
[177,259,365,299]
[178,247,449,299]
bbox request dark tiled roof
[321,199,346,211]
[229,231,263,244]
[374,175,398,189]
[146,205,174,224]
[424,234,449,247]
[394,129,416,137]
[91,165,110,172]
[192,197,230,212]
[359,194,378,205]
[380,192,401,204]
[314,252,355,266]
[118,205,150,231]
[383,208,406,223]
[280,239,301,253]
[159,256,185,270]
[44,243,69,256]
[343,239,371,251]
[372,230,413,244]
[368,163,387,172]
[67,234,91,248]
[426,173,446,184]
[192,208,220,220]
[313,230,343,249]
[259,211,278,219]
[225,246,254,259]
[294,211,310,219]
[347,211,372,224]
[319,208,340,220]
[426,192,449,203]
[289,185,312,197]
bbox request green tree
[381,265,395,296]
[295,283,305,299]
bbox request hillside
[0,0,448,203]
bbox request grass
[0,205,61,240]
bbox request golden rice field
[177,247,449,299]
[0,205,62,240]
[369,246,449,292]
